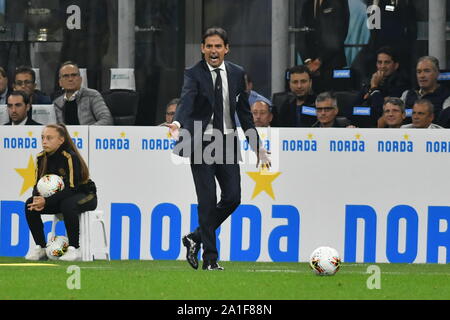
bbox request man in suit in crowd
[353,46,410,128]
[251,100,273,128]
[13,66,52,105]
[272,65,317,127]
[13,66,52,121]
[158,98,180,126]
[167,27,270,271]
[312,91,352,128]
[299,0,350,93]
[3,90,41,125]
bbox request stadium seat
[110,68,136,91]
[334,91,359,118]
[31,104,56,125]
[0,104,55,125]
[32,68,41,91]
[333,90,380,127]
[102,89,139,125]
[50,210,110,261]
[331,69,354,92]
[0,105,8,124]
[79,68,89,88]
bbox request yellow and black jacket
[32,146,91,208]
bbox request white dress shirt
[205,61,234,135]
[11,117,28,126]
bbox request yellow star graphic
[28,131,33,137]
[355,133,362,140]
[307,133,314,140]
[167,131,172,139]
[404,134,410,141]
[120,132,126,138]
[73,131,79,138]
[246,169,281,200]
[15,155,36,196]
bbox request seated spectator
[312,92,352,128]
[14,66,52,122]
[3,91,41,125]
[13,66,51,105]
[0,67,9,104]
[159,98,179,126]
[401,99,443,129]
[251,100,273,127]
[53,61,113,125]
[272,65,317,127]
[361,0,417,83]
[353,46,410,127]
[380,97,406,128]
[401,56,450,121]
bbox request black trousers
[25,193,97,248]
[189,135,241,262]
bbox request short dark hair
[383,97,405,113]
[315,91,338,108]
[15,66,36,83]
[8,90,30,105]
[414,98,435,114]
[202,27,229,46]
[166,98,180,110]
[376,46,399,63]
[288,65,312,80]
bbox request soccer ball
[309,246,341,276]
[37,174,65,198]
[46,236,69,260]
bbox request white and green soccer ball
[309,246,341,276]
[46,236,69,260]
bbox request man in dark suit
[167,27,270,271]
[4,91,42,125]
[13,66,52,121]
[299,0,350,93]
[352,46,410,128]
[272,65,317,127]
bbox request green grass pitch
[0,257,449,300]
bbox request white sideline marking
[251,269,305,273]
[247,268,450,276]
[78,266,113,269]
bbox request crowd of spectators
[1,1,448,130]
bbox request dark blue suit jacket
[4,117,42,126]
[174,60,259,158]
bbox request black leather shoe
[202,260,224,271]
[182,234,200,269]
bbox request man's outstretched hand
[166,123,180,141]
[256,147,271,169]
